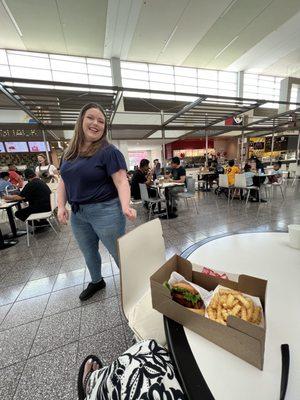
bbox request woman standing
[57,103,136,301]
[35,153,59,182]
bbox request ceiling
[1,0,300,77]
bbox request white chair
[176,178,198,213]
[118,219,166,345]
[25,192,59,247]
[218,174,233,204]
[139,183,168,220]
[292,166,300,187]
[232,174,260,205]
[47,182,58,192]
[288,163,297,179]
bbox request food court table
[164,232,299,400]
[0,201,26,239]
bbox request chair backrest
[289,163,297,172]
[186,177,196,193]
[139,183,151,202]
[118,219,165,320]
[50,192,57,212]
[219,174,229,188]
[281,164,287,170]
[234,174,247,188]
[47,182,58,192]
[296,166,300,176]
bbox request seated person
[167,157,186,212]
[8,164,24,188]
[3,168,51,224]
[226,159,240,186]
[244,164,255,187]
[268,161,283,183]
[0,172,14,196]
[130,159,156,201]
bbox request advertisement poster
[5,142,29,153]
[28,141,50,152]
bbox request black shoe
[79,279,106,301]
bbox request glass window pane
[0,65,10,76]
[198,79,218,88]
[50,59,87,73]
[175,75,197,86]
[122,78,149,89]
[0,49,8,64]
[121,69,148,80]
[198,69,217,80]
[175,84,197,94]
[7,50,48,58]
[200,87,218,95]
[218,71,237,83]
[174,66,197,78]
[49,54,84,62]
[87,64,111,76]
[150,82,175,92]
[149,63,173,74]
[86,58,110,66]
[218,81,236,90]
[121,61,148,71]
[7,53,50,69]
[52,70,88,84]
[88,75,112,86]
[149,72,174,83]
[9,66,52,80]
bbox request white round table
[183,232,299,400]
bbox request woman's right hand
[57,207,69,225]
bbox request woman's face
[82,107,105,143]
[38,156,45,164]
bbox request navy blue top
[60,144,127,208]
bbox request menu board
[28,141,50,152]
[0,142,5,152]
[4,142,29,153]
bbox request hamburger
[164,281,204,314]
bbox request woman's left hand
[123,207,137,221]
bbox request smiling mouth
[89,128,99,133]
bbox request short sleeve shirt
[60,144,127,205]
[131,169,147,200]
[35,165,57,177]
[171,166,186,181]
[21,178,51,211]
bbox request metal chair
[232,174,260,205]
[176,178,198,213]
[25,192,59,247]
[292,166,300,187]
[218,174,234,204]
[139,183,168,220]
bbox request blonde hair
[64,103,108,160]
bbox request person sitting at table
[167,157,186,213]
[3,168,51,225]
[226,159,240,186]
[78,339,184,400]
[8,164,24,188]
[268,161,283,183]
[0,172,14,196]
[130,159,157,207]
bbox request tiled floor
[0,182,299,399]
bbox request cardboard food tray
[150,255,267,370]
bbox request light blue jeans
[70,198,126,283]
